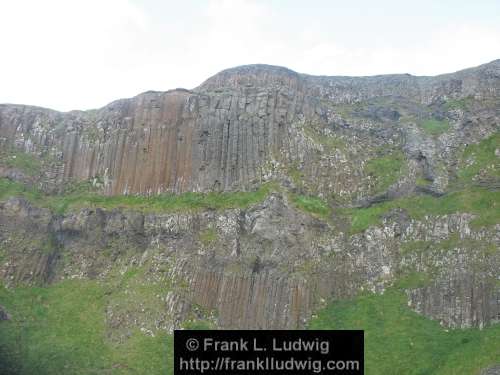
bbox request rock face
[480,365,500,375]
[0,61,499,334]
[1,61,499,196]
[0,194,498,332]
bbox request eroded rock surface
[1,61,499,198]
[0,61,499,337]
[0,195,498,333]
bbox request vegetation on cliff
[0,61,499,375]
[0,178,278,214]
[340,187,499,233]
[0,279,174,375]
[2,279,498,375]
[309,289,500,375]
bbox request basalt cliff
[0,61,499,373]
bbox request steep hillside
[1,61,499,196]
[0,61,499,374]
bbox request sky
[0,0,499,112]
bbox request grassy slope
[309,289,500,375]
[0,279,173,375]
[2,282,499,375]
[0,147,42,176]
[419,119,450,136]
[290,194,332,219]
[0,178,277,214]
[340,187,499,233]
[456,133,500,183]
[364,150,407,193]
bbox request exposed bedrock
[0,61,499,336]
[0,196,498,332]
[0,60,499,197]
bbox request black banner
[174,330,364,374]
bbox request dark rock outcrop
[0,195,498,331]
[0,305,10,321]
[1,60,499,197]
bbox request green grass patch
[0,178,278,215]
[309,289,500,375]
[401,234,497,257]
[0,280,112,374]
[444,97,474,111]
[199,228,217,246]
[287,163,306,189]
[303,126,346,152]
[290,194,331,219]
[111,329,173,375]
[456,133,500,184]
[181,303,217,331]
[48,182,277,214]
[181,320,214,330]
[419,119,450,136]
[416,177,432,187]
[0,178,43,202]
[331,102,365,119]
[340,188,499,233]
[393,272,434,289]
[0,148,42,176]
[0,278,175,375]
[365,150,407,193]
